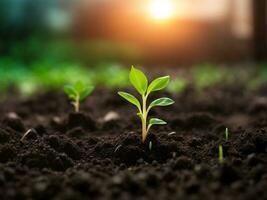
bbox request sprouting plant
[64,81,94,112]
[225,127,229,141]
[149,141,153,151]
[20,128,37,143]
[219,144,224,164]
[118,66,174,143]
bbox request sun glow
[148,0,175,20]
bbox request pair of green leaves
[64,81,94,102]
[118,92,174,114]
[118,66,174,129]
[128,66,170,96]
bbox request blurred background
[0,0,267,95]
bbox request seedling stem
[72,94,80,112]
[225,127,229,141]
[219,144,224,164]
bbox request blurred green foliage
[6,38,142,66]
[247,64,267,90]
[0,37,140,96]
[167,77,187,94]
[0,58,129,96]
[1,41,266,98]
[192,63,226,91]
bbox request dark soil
[0,85,267,200]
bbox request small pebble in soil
[67,112,97,131]
[171,156,193,170]
[152,160,158,166]
[102,111,120,122]
[67,127,86,138]
[219,164,241,185]
[2,112,25,132]
[137,158,144,164]
[0,146,16,163]
[0,129,10,144]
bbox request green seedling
[64,81,94,112]
[149,141,153,151]
[118,66,174,143]
[225,127,229,141]
[219,144,224,164]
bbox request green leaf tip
[147,76,170,94]
[118,91,141,111]
[79,86,94,101]
[64,85,76,100]
[129,66,148,95]
[149,118,167,125]
[149,97,174,108]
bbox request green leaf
[149,118,167,125]
[147,118,167,133]
[149,97,174,108]
[129,66,148,95]
[74,81,86,93]
[64,81,94,102]
[80,86,94,101]
[64,85,77,100]
[118,91,141,111]
[147,76,170,94]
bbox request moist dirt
[0,86,267,199]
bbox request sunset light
[148,0,175,20]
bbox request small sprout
[64,81,94,112]
[20,128,37,143]
[114,145,122,153]
[168,131,176,136]
[219,144,224,164]
[118,66,174,142]
[149,141,153,151]
[225,127,229,141]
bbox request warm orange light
[148,0,174,20]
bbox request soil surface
[0,85,267,200]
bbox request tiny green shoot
[118,66,174,142]
[64,81,94,112]
[20,128,36,143]
[219,144,224,164]
[225,127,229,141]
[149,141,153,151]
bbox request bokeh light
[148,0,175,20]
